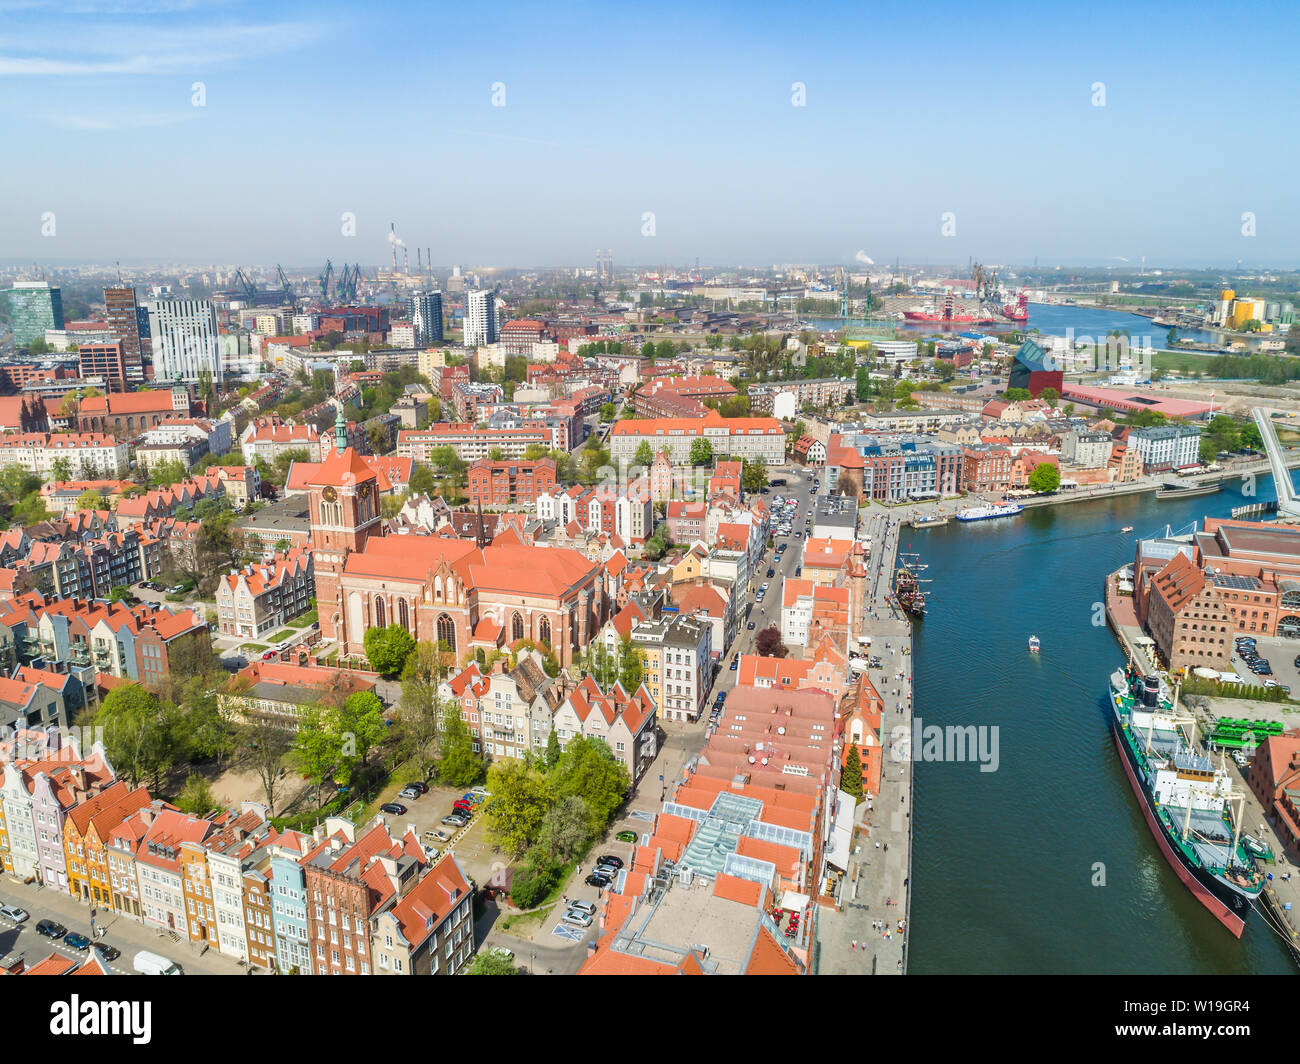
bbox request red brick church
[309,420,608,666]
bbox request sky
[1,0,1298,270]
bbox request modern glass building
[5,282,64,347]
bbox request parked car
[0,905,28,923]
[596,855,624,870]
[568,899,597,916]
[35,919,67,939]
[398,786,422,801]
[730,658,738,670]
[563,908,594,927]
[470,786,491,796]
[441,814,468,827]
[380,802,407,815]
[405,781,429,795]
[615,831,637,844]
[452,800,474,814]
[584,873,611,890]
[716,690,727,703]
[461,793,483,805]
[747,621,755,630]
[93,943,121,962]
[132,950,180,975]
[64,932,92,951]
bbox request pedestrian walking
[851,939,857,951]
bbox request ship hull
[955,508,1024,522]
[1108,713,1249,937]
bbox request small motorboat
[1028,635,1041,653]
[1121,526,1134,533]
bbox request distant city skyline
[2,0,1298,267]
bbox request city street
[0,878,250,975]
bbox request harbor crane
[234,268,258,305]
[318,260,333,302]
[276,265,295,306]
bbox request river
[906,472,1298,973]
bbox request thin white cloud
[49,110,190,130]
[0,20,325,75]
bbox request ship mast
[1181,789,1193,842]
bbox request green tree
[467,951,520,975]
[544,729,561,769]
[1027,463,1061,493]
[77,489,106,511]
[363,624,416,678]
[1003,387,1030,401]
[177,772,216,815]
[1039,386,1060,407]
[741,458,768,495]
[617,639,646,692]
[339,690,388,771]
[291,703,345,808]
[96,684,178,789]
[399,642,450,777]
[539,794,592,861]
[438,702,485,786]
[599,402,617,421]
[483,760,551,858]
[633,440,655,468]
[841,744,863,800]
[50,457,72,483]
[551,737,629,837]
[408,463,437,497]
[688,437,713,467]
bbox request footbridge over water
[1251,407,1300,517]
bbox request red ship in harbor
[901,292,996,326]
[1001,288,1029,322]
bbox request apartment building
[219,660,379,732]
[396,423,550,462]
[1128,424,1202,474]
[216,548,315,639]
[371,853,474,976]
[960,442,1013,494]
[0,432,129,479]
[466,458,558,508]
[630,613,712,722]
[609,410,786,466]
[549,673,657,782]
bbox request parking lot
[1228,634,1300,696]
[370,782,505,886]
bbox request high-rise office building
[145,298,221,385]
[103,286,146,384]
[409,290,444,346]
[5,282,64,348]
[464,289,498,347]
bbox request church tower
[308,408,382,645]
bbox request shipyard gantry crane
[318,260,333,302]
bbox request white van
[133,950,181,975]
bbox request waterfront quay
[816,508,914,975]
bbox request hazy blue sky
[1,0,1297,269]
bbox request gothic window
[374,598,386,628]
[511,612,524,642]
[538,616,551,648]
[398,599,410,632]
[437,614,456,652]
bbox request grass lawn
[240,642,268,652]
[498,903,556,938]
[284,610,317,628]
[1153,349,1220,374]
[268,629,295,643]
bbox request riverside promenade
[816,510,914,975]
